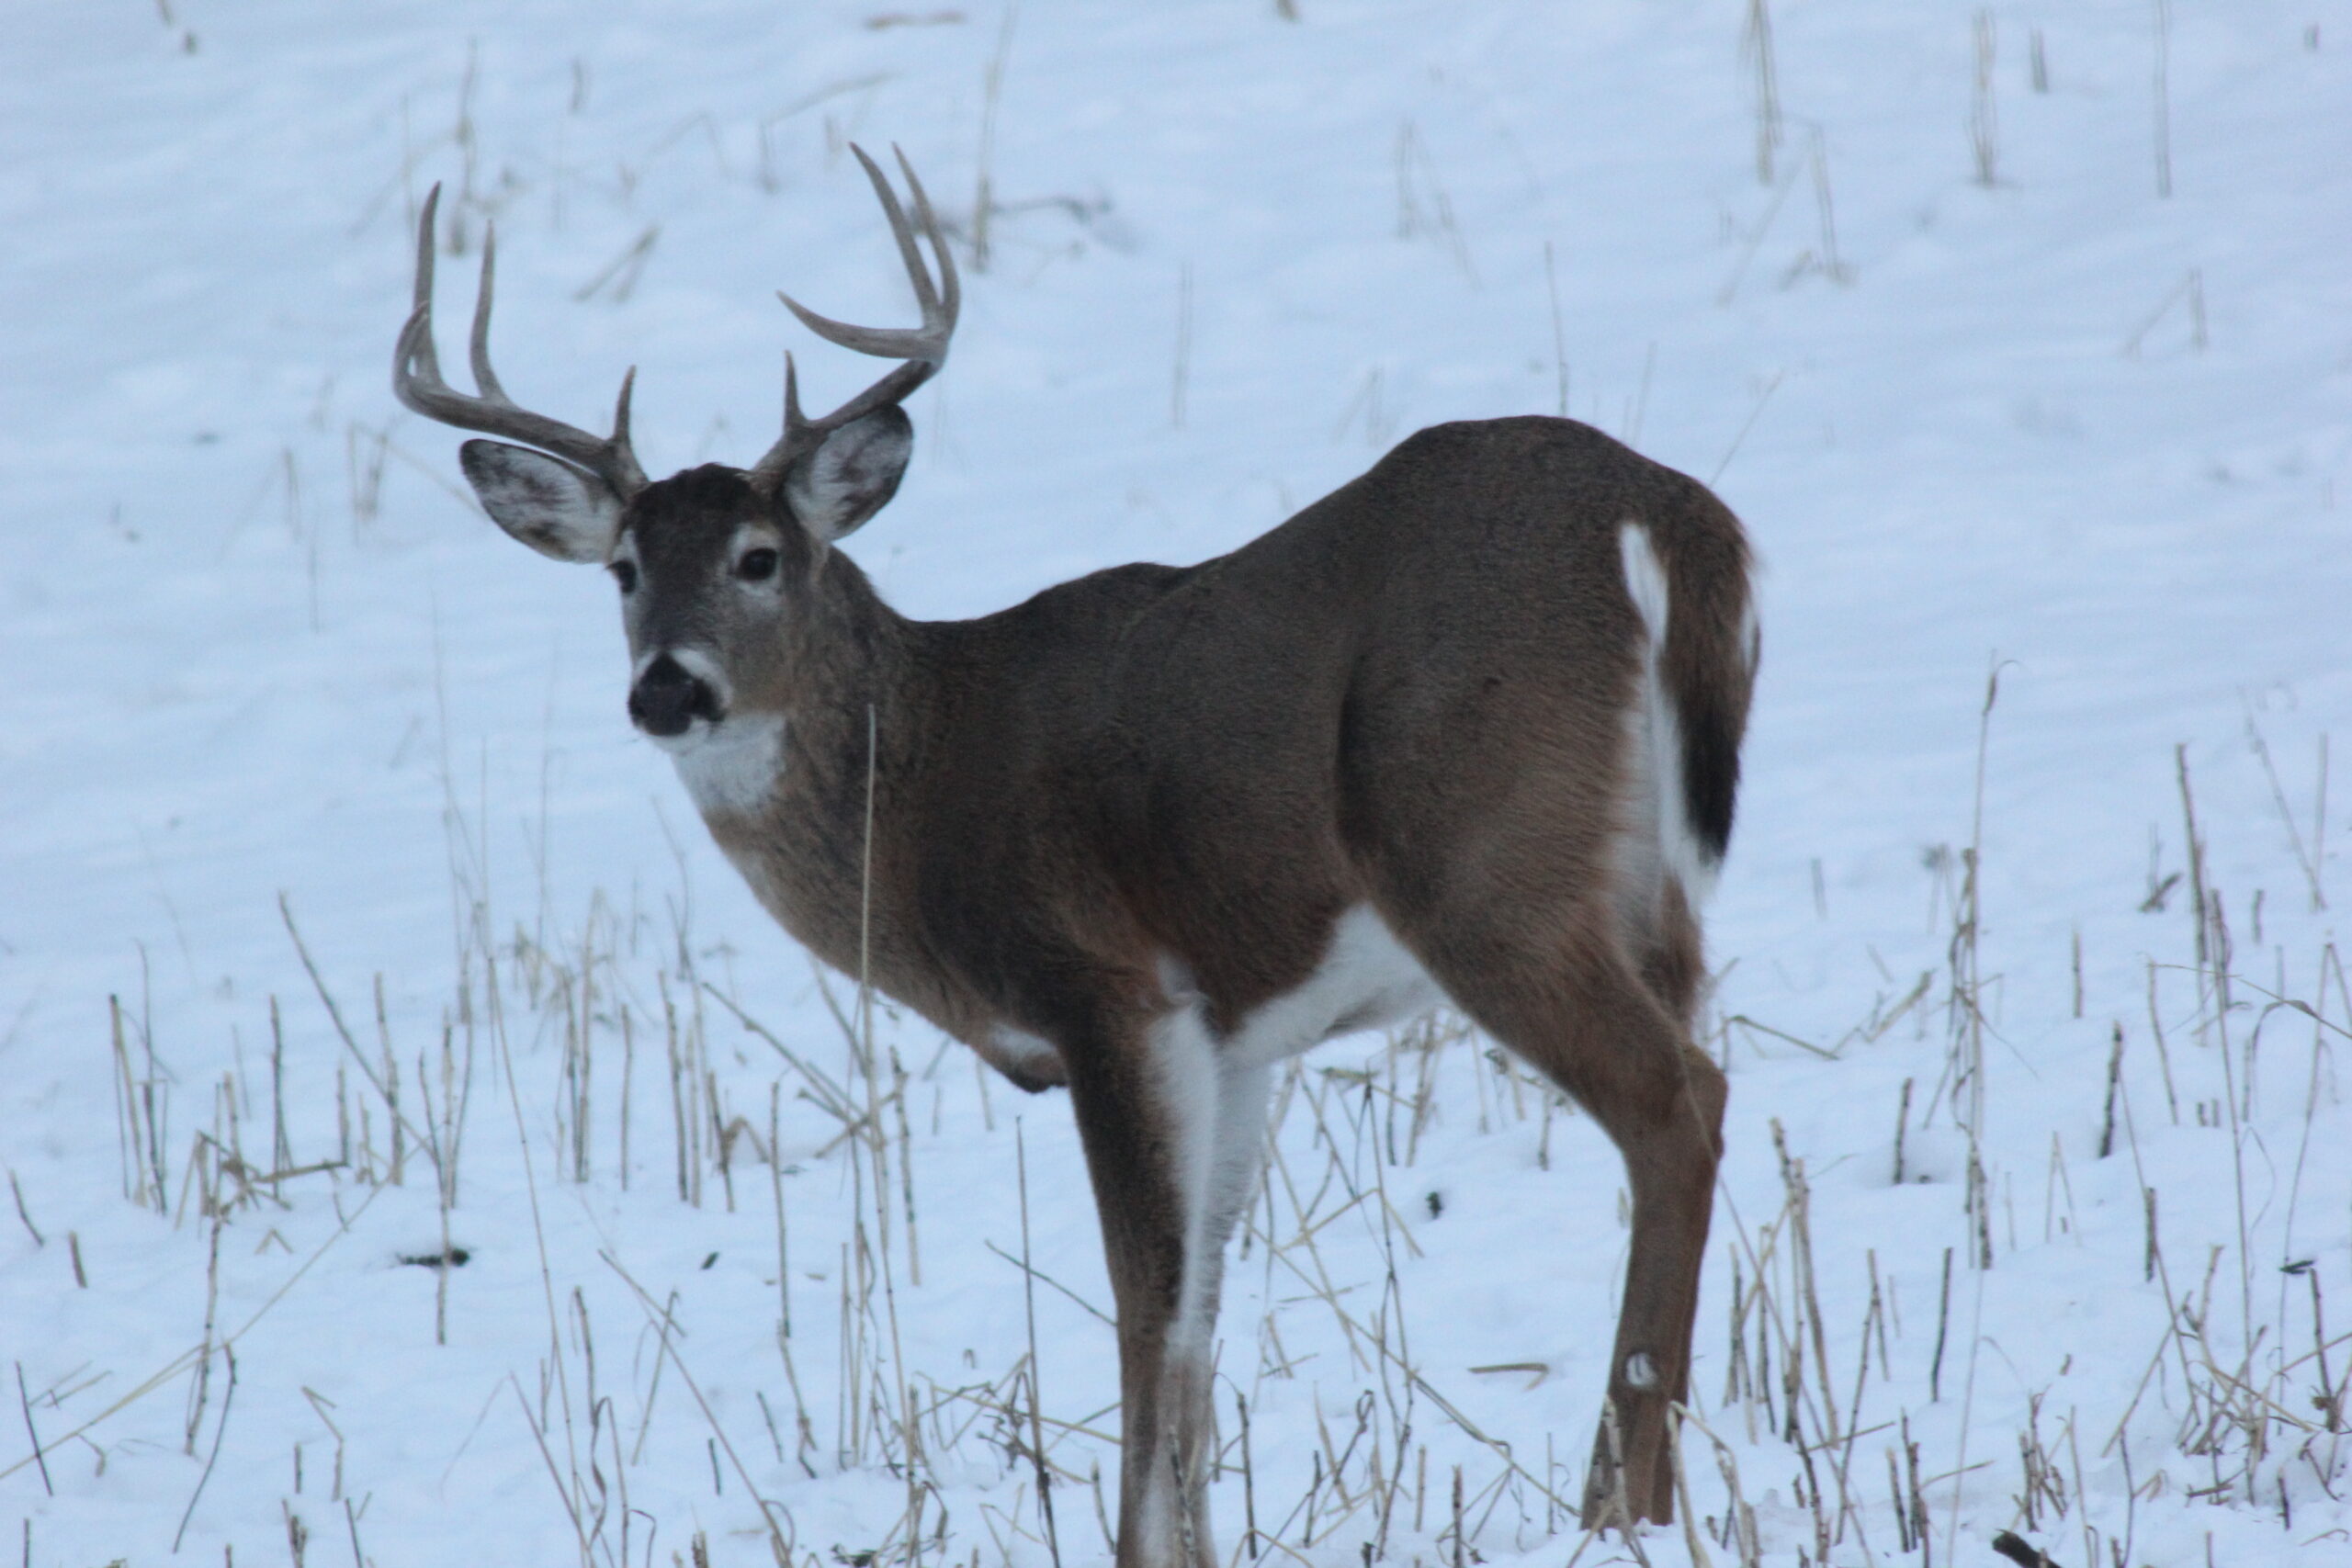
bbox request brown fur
[468,414,1755,1565]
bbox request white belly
[1220,905,1446,1068]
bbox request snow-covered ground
[5,3,2349,1564]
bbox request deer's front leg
[1063,1003,1271,1568]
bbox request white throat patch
[665,712,786,817]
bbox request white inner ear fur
[458,440,623,564]
[786,411,912,543]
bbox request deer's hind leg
[1400,895,1724,1529]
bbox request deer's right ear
[458,440,625,564]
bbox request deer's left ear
[785,406,912,544]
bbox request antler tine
[782,352,807,429]
[410,185,443,319]
[893,144,961,330]
[753,148,960,488]
[859,144,934,316]
[467,221,509,403]
[399,185,450,387]
[611,367,639,459]
[775,299,939,361]
[391,182,649,498]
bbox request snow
[4,2,2350,1564]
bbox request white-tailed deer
[394,149,1756,1565]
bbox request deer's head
[392,147,956,754]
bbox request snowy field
[5,3,2350,1565]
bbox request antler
[392,185,650,499]
[748,144,960,491]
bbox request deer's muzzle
[628,652,725,739]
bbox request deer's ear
[458,440,624,563]
[785,407,912,544]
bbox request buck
[394,150,1756,1564]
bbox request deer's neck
[691,554,978,1029]
[775,548,926,802]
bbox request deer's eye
[609,559,639,594]
[736,547,780,583]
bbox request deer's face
[605,466,797,745]
[454,405,911,760]
[393,145,947,793]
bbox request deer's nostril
[628,654,723,738]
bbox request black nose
[628,653,724,738]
